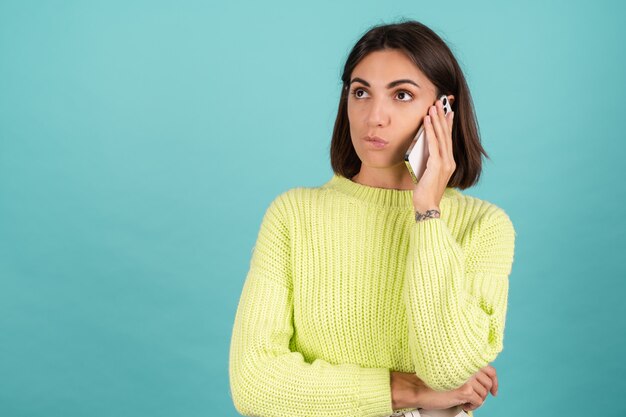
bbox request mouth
[364,135,389,149]
[364,135,389,144]
[365,135,388,143]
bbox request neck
[351,164,415,190]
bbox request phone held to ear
[404,95,453,184]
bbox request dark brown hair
[329,19,489,189]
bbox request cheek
[346,102,358,120]
[408,106,431,129]
[346,107,363,134]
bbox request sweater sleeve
[229,193,394,417]
[403,207,516,391]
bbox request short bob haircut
[330,19,489,190]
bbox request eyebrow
[349,77,421,89]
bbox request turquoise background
[1,1,624,416]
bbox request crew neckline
[323,173,459,209]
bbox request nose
[366,98,390,128]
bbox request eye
[349,87,369,99]
[349,87,414,102]
[395,90,413,102]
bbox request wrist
[390,371,426,410]
[413,199,439,212]
[390,372,416,410]
[414,207,440,222]
[412,378,426,409]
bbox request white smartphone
[404,95,453,184]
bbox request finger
[436,101,455,166]
[492,369,499,396]
[446,111,455,162]
[424,115,440,164]
[429,105,447,159]
[468,390,484,410]
[436,100,451,138]
[462,403,475,412]
[470,377,488,399]
[447,109,454,132]
[473,372,493,398]
[433,102,453,168]
[444,101,453,130]
[481,365,498,396]
[435,101,452,162]
[462,390,484,412]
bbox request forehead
[351,49,435,92]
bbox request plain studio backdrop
[1,1,624,416]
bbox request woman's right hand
[391,365,498,412]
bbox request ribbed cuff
[357,367,393,417]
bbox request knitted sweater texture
[229,173,516,417]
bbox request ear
[447,95,455,107]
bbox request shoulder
[445,188,516,238]
[261,184,319,220]
[448,190,517,270]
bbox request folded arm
[404,208,516,391]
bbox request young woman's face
[347,49,451,169]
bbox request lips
[364,135,388,144]
[364,135,388,149]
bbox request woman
[229,19,516,417]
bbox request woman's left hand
[412,100,456,212]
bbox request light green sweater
[229,173,516,417]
